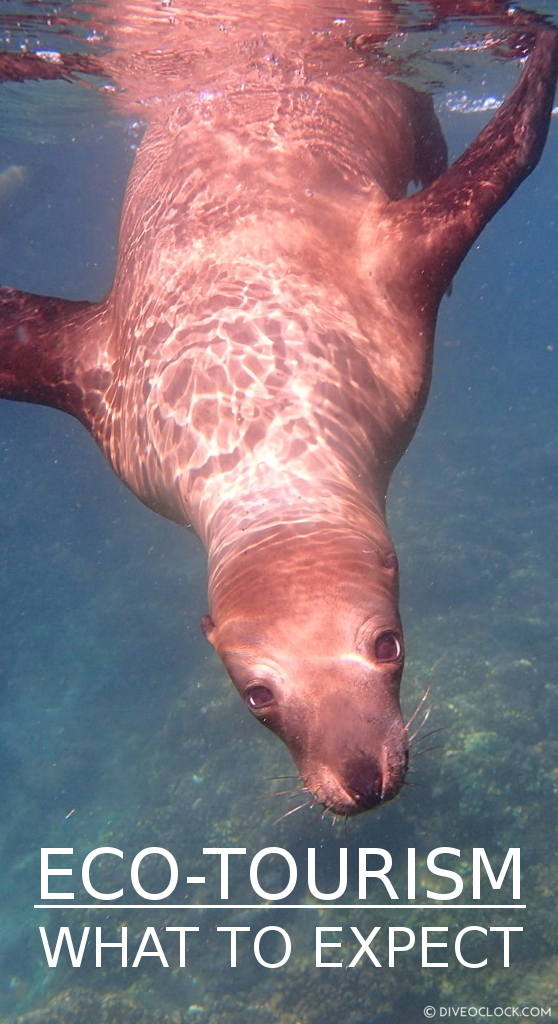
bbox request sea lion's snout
[299,710,409,816]
[306,748,408,816]
[343,754,385,807]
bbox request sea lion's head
[202,530,408,816]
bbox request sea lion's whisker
[404,686,431,733]
[263,775,299,781]
[407,706,432,746]
[409,730,446,756]
[410,743,444,757]
[269,786,307,797]
[256,787,305,800]
[413,726,447,743]
[320,800,337,822]
[424,653,449,678]
[273,800,310,825]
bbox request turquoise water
[1,5,557,1022]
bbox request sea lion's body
[98,74,444,536]
[1,2,557,814]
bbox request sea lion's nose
[343,757,384,809]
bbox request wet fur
[1,3,557,813]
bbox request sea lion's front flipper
[0,51,104,84]
[0,287,110,426]
[391,26,558,308]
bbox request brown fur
[1,3,557,813]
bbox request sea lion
[1,2,557,815]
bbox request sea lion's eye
[383,551,399,571]
[374,631,402,663]
[244,683,275,710]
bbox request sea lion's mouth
[304,754,407,817]
[318,784,401,817]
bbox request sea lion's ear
[200,615,217,646]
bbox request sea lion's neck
[206,510,394,628]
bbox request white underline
[33,903,527,911]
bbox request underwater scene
[0,2,557,1022]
